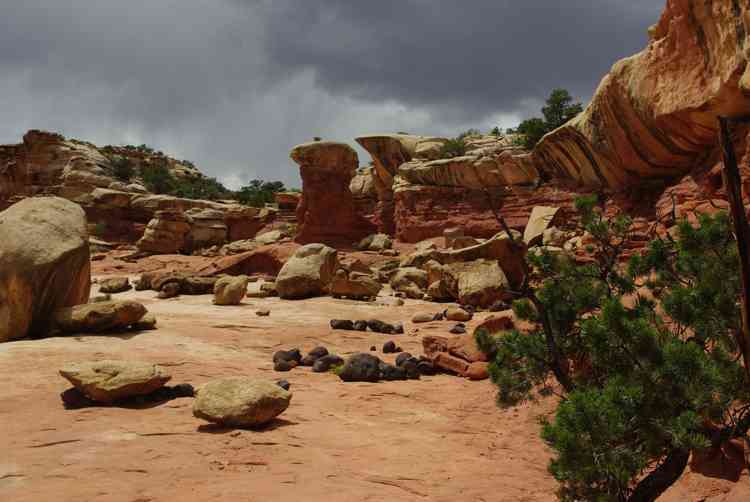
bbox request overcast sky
[0,0,664,188]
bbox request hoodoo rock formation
[534,0,750,188]
[291,141,375,246]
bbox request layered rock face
[357,134,540,242]
[0,197,91,341]
[0,130,274,245]
[534,0,750,188]
[291,141,375,246]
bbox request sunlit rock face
[534,0,750,189]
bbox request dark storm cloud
[0,0,664,187]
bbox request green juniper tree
[515,88,583,149]
[478,197,750,501]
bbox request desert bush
[479,197,749,501]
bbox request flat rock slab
[193,377,292,428]
[53,300,147,333]
[59,360,171,403]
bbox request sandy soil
[1,268,748,501]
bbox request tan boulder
[213,276,249,306]
[330,269,381,300]
[276,243,338,299]
[523,206,561,246]
[193,378,292,428]
[53,300,147,333]
[59,360,171,403]
[445,307,472,322]
[438,231,526,288]
[453,259,511,308]
[136,209,192,254]
[389,267,429,299]
[0,197,91,341]
[357,233,393,251]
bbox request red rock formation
[290,141,375,246]
[534,0,750,188]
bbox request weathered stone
[330,319,354,330]
[54,301,147,333]
[433,352,470,375]
[0,197,91,341]
[465,362,490,381]
[445,307,472,322]
[412,313,434,323]
[132,313,157,331]
[390,267,429,299]
[213,276,249,306]
[193,378,292,428]
[98,276,131,294]
[312,354,344,373]
[181,276,217,295]
[357,233,393,251]
[330,269,381,300]
[276,243,338,299]
[59,360,171,403]
[452,259,510,308]
[137,209,192,254]
[157,282,181,299]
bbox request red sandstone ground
[1,259,749,501]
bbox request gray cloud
[0,0,664,187]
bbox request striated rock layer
[534,0,750,188]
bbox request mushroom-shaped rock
[59,360,171,403]
[192,377,292,428]
[276,243,338,299]
[0,197,91,342]
[290,141,375,246]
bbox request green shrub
[111,157,135,182]
[235,179,286,207]
[141,162,176,194]
[438,137,467,158]
[514,88,583,149]
[482,198,749,501]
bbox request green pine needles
[478,196,750,501]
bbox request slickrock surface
[0,262,747,500]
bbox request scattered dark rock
[382,341,398,354]
[417,360,437,376]
[256,309,271,317]
[273,349,302,364]
[276,380,291,391]
[170,383,195,397]
[274,360,298,372]
[395,352,413,367]
[181,276,217,295]
[312,354,345,373]
[338,353,382,382]
[366,319,393,334]
[379,363,407,381]
[370,346,377,351]
[60,383,194,409]
[432,312,445,321]
[308,346,329,359]
[353,320,368,331]
[330,319,354,330]
[402,360,421,380]
[393,322,404,334]
[301,355,317,366]
[450,324,467,334]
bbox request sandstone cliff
[534,0,750,188]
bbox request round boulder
[192,378,292,428]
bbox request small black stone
[382,341,397,353]
[370,346,377,351]
[276,380,291,391]
[330,319,355,330]
[312,354,344,373]
[395,352,413,367]
[300,355,317,367]
[432,312,445,321]
[274,359,297,372]
[366,319,392,334]
[417,361,437,376]
[393,322,404,334]
[380,363,407,381]
[273,349,302,364]
[450,324,467,334]
[308,346,329,359]
[353,320,369,331]
[170,383,195,398]
[402,360,421,380]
